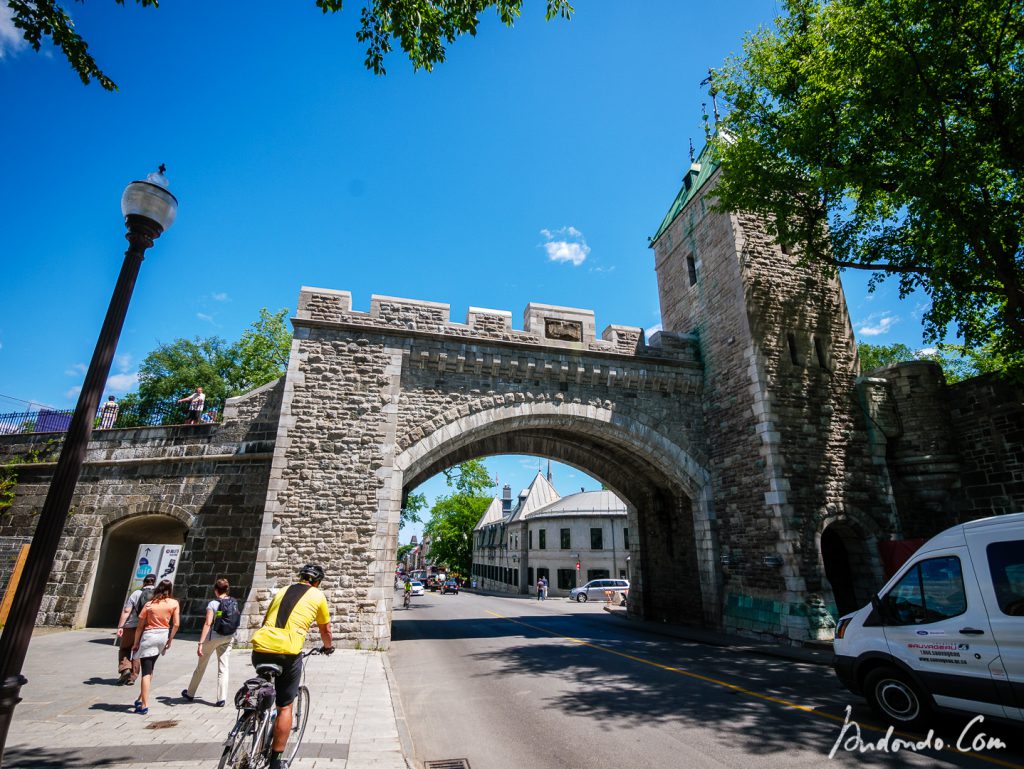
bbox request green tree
[401,491,427,530]
[858,341,1007,383]
[423,460,494,576]
[9,0,573,90]
[397,543,415,562]
[857,342,917,373]
[711,0,1024,373]
[136,307,291,417]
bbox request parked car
[569,578,630,603]
[409,580,425,596]
[833,512,1024,729]
[440,579,460,595]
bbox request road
[389,590,1023,769]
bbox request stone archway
[394,402,717,629]
[819,518,881,618]
[85,509,190,627]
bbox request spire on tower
[546,459,552,483]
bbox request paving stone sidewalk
[5,629,410,769]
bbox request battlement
[295,286,700,364]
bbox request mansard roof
[650,140,719,245]
[507,471,560,523]
[522,489,627,520]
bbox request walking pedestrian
[537,576,547,600]
[177,387,206,425]
[115,574,156,685]
[131,578,179,714]
[99,395,119,429]
[182,578,239,706]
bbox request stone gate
[3,146,1021,647]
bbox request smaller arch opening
[821,521,874,617]
[86,514,188,627]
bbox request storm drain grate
[145,719,179,730]
[424,760,471,769]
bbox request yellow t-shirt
[251,584,330,656]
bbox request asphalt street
[389,590,1024,769]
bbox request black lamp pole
[0,194,171,765]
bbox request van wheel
[576,594,587,603]
[863,666,932,730]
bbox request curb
[382,651,418,769]
[600,607,833,667]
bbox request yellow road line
[484,609,1023,769]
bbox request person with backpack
[115,574,156,685]
[181,578,238,707]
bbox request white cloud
[857,314,898,337]
[589,265,615,274]
[918,347,937,356]
[541,226,590,267]
[197,312,214,323]
[105,371,139,393]
[211,292,229,302]
[115,353,133,372]
[646,323,663,337]
[65,386,82,400]
[65,362,87,377]
[0,3,27,59]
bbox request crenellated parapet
[295,286,701,365]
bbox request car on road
[569,578,630,603]
[440,579,459,595]
[409,580,425,596]
[834,512,1024,729]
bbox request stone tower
[650,147,898,640]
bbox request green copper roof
[650,141,719,245]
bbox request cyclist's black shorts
[251,651,302,707]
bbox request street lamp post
[0,168,177,764]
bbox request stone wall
[0,380,281,629]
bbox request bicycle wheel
[218,712,262,769]
[284,686,311,763]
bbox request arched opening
[396,408,715,627]
[820,520,875,617]
[86,514,188,627]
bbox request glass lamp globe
[121,166,178,232]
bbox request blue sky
[1,0,928,540]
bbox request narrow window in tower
[814,335,829,369]
[686,254,698,286]
[787,332,800,365]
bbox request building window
[787,332,800,365]
[539,529,547,550]
[529,530,533,550]
[814,335,829,369]
[513,568,519,587]
[623,527,629,549]
[587,569,610,581]
[560,528,571,549]
[537,567,550,586]
[619,569,627,580]
[686,254,698,286]
[590,528,603,550]
[557,569,577,590]
[527,567,534,586]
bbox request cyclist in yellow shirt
[251,563,334,769]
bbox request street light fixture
[0,167,176,763]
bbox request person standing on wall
[182,578,239,707]
[115,573,156,685]
[251,564,334,769]
[131,578,180,715]
[99,395,120,429]
[177,386,205,425]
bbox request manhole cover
[145,719,179,730]
[424,761,471,769]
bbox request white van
[833,513,1024,728]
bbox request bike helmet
[298,563,326,584]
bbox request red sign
[576,561,580,570]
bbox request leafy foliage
[9,0,573,89]
[423,460,494,576]
[401,491,426,530]
[396,543,415,562]
[712,0,1024,374]
[858,341,1008,383]
[136,307,291,415]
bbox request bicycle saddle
[256,663,283,678]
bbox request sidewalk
[5,629,411,769]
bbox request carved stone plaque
[545,318,583,342]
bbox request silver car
[570,578,630,603]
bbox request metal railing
[0,401,222,436]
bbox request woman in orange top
[131,578,180,714]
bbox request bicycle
[217,647,326,769]
[403,590,411,609]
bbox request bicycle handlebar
[303,646,334,658]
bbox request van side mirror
[870,594,889,625]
